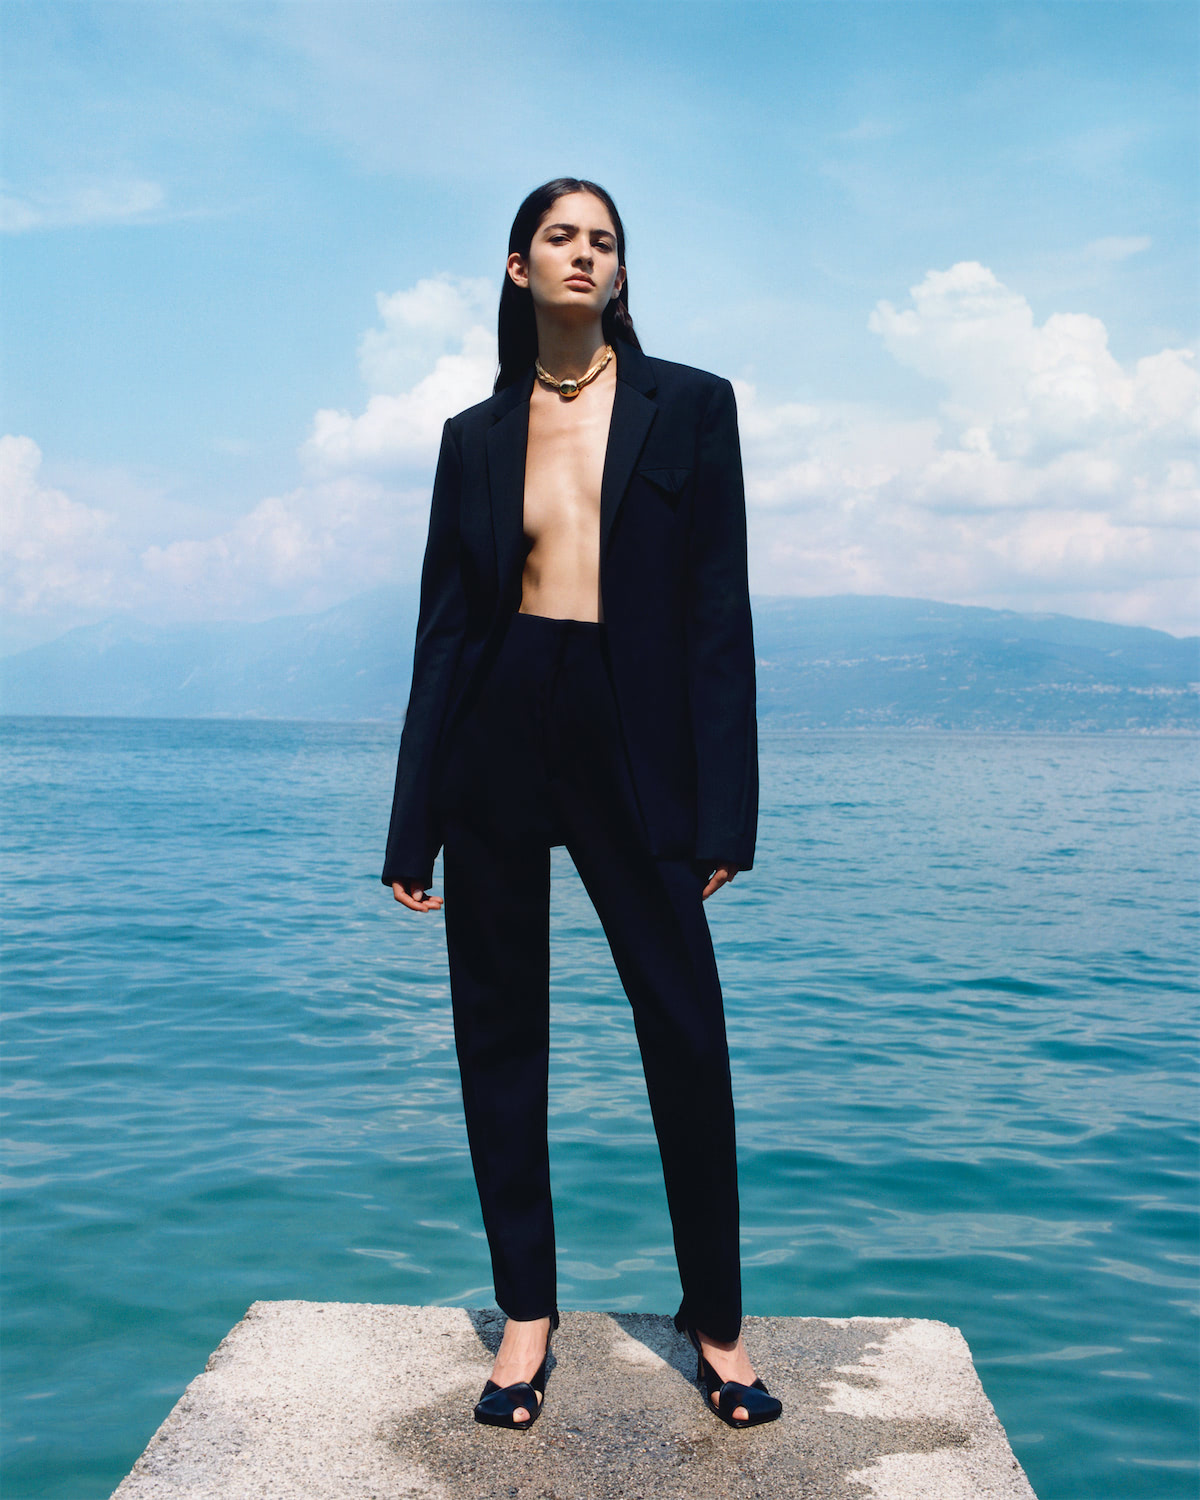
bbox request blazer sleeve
[381,418,468,889]
[687,377,759,871]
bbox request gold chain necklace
[535,344,613,400]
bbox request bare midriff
[518,370,616,623]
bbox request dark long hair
[495,178,642,393]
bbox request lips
[565,276,594,287]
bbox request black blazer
[381,339,758,889]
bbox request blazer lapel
[599,373,657,560]
[486,370,534,604]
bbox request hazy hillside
[752,596,1199,731]
[0,587,419,722]
[2,591,1196,731]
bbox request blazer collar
[486,341,659,593]
[612,338,658,397]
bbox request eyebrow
[542,222,616,239]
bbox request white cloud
[357,274,495,394]
[304,328,495,473]
[304,276,497,472]
[738,261,1198,632]
[139,474,430,615]
[0,436,123,611]
[0,279,490,625]
[0,438,430,625]
[1080,234,1152,265]
[866,261,1197,457]
[112,275,500,615]
[0,178,165,233]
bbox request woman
[382,178,781,1433]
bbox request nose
[574,246,593,269]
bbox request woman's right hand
[392,879,444,913]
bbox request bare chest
[522,381,616,540]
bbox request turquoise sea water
[1,717,1196,1499]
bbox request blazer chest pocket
[636,466,691,507]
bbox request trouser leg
[564,827,743,1342]
[550,635,743,1343]
[441,817,557,1322]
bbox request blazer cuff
[381,850,437,889]
[695,845,755,872]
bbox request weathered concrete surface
[111,1302,1037,1499]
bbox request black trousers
[438,609,742,1343]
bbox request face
[507,191,626,316]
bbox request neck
[533,312,609,379]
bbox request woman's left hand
[701,863,740,900]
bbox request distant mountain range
[752,596,1198,731]
[1,591,1196,731]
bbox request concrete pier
[111,1302,1037,1499]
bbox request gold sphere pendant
[535,345,611,399]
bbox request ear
[610,265,626,300]
[506,250,529,289]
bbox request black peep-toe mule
[673,1305,783,1429]
[473,1310,560,1430]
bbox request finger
[392,883,443,911]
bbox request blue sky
[2,0,1196,648]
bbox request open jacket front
[381,339,759,890]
